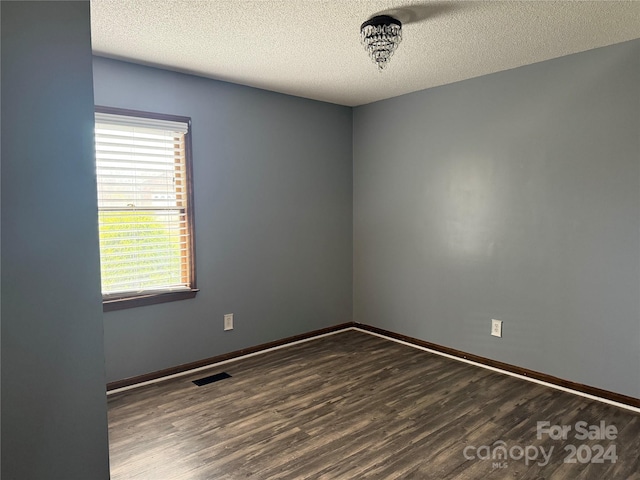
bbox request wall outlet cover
[491,319,502,337]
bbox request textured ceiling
[90,1,640,107]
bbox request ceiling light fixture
[360,15,403,71]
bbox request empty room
[2,1,640,479]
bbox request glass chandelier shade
[360,15,403,71]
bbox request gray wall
[354,40,640,398]
[1,2,110,479]
[92,58,353,383]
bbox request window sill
[103,289,199,312]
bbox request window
[94,107,197,311]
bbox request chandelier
[360,15,403,71]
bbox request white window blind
[95,112,193,298]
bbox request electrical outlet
[224,313,234,331]
[491,319,502,337]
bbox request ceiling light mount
[360,15,403,71]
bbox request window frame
[95,106,198,312]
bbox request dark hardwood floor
[108,330,640,479]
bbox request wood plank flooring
[108,330,640,479]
